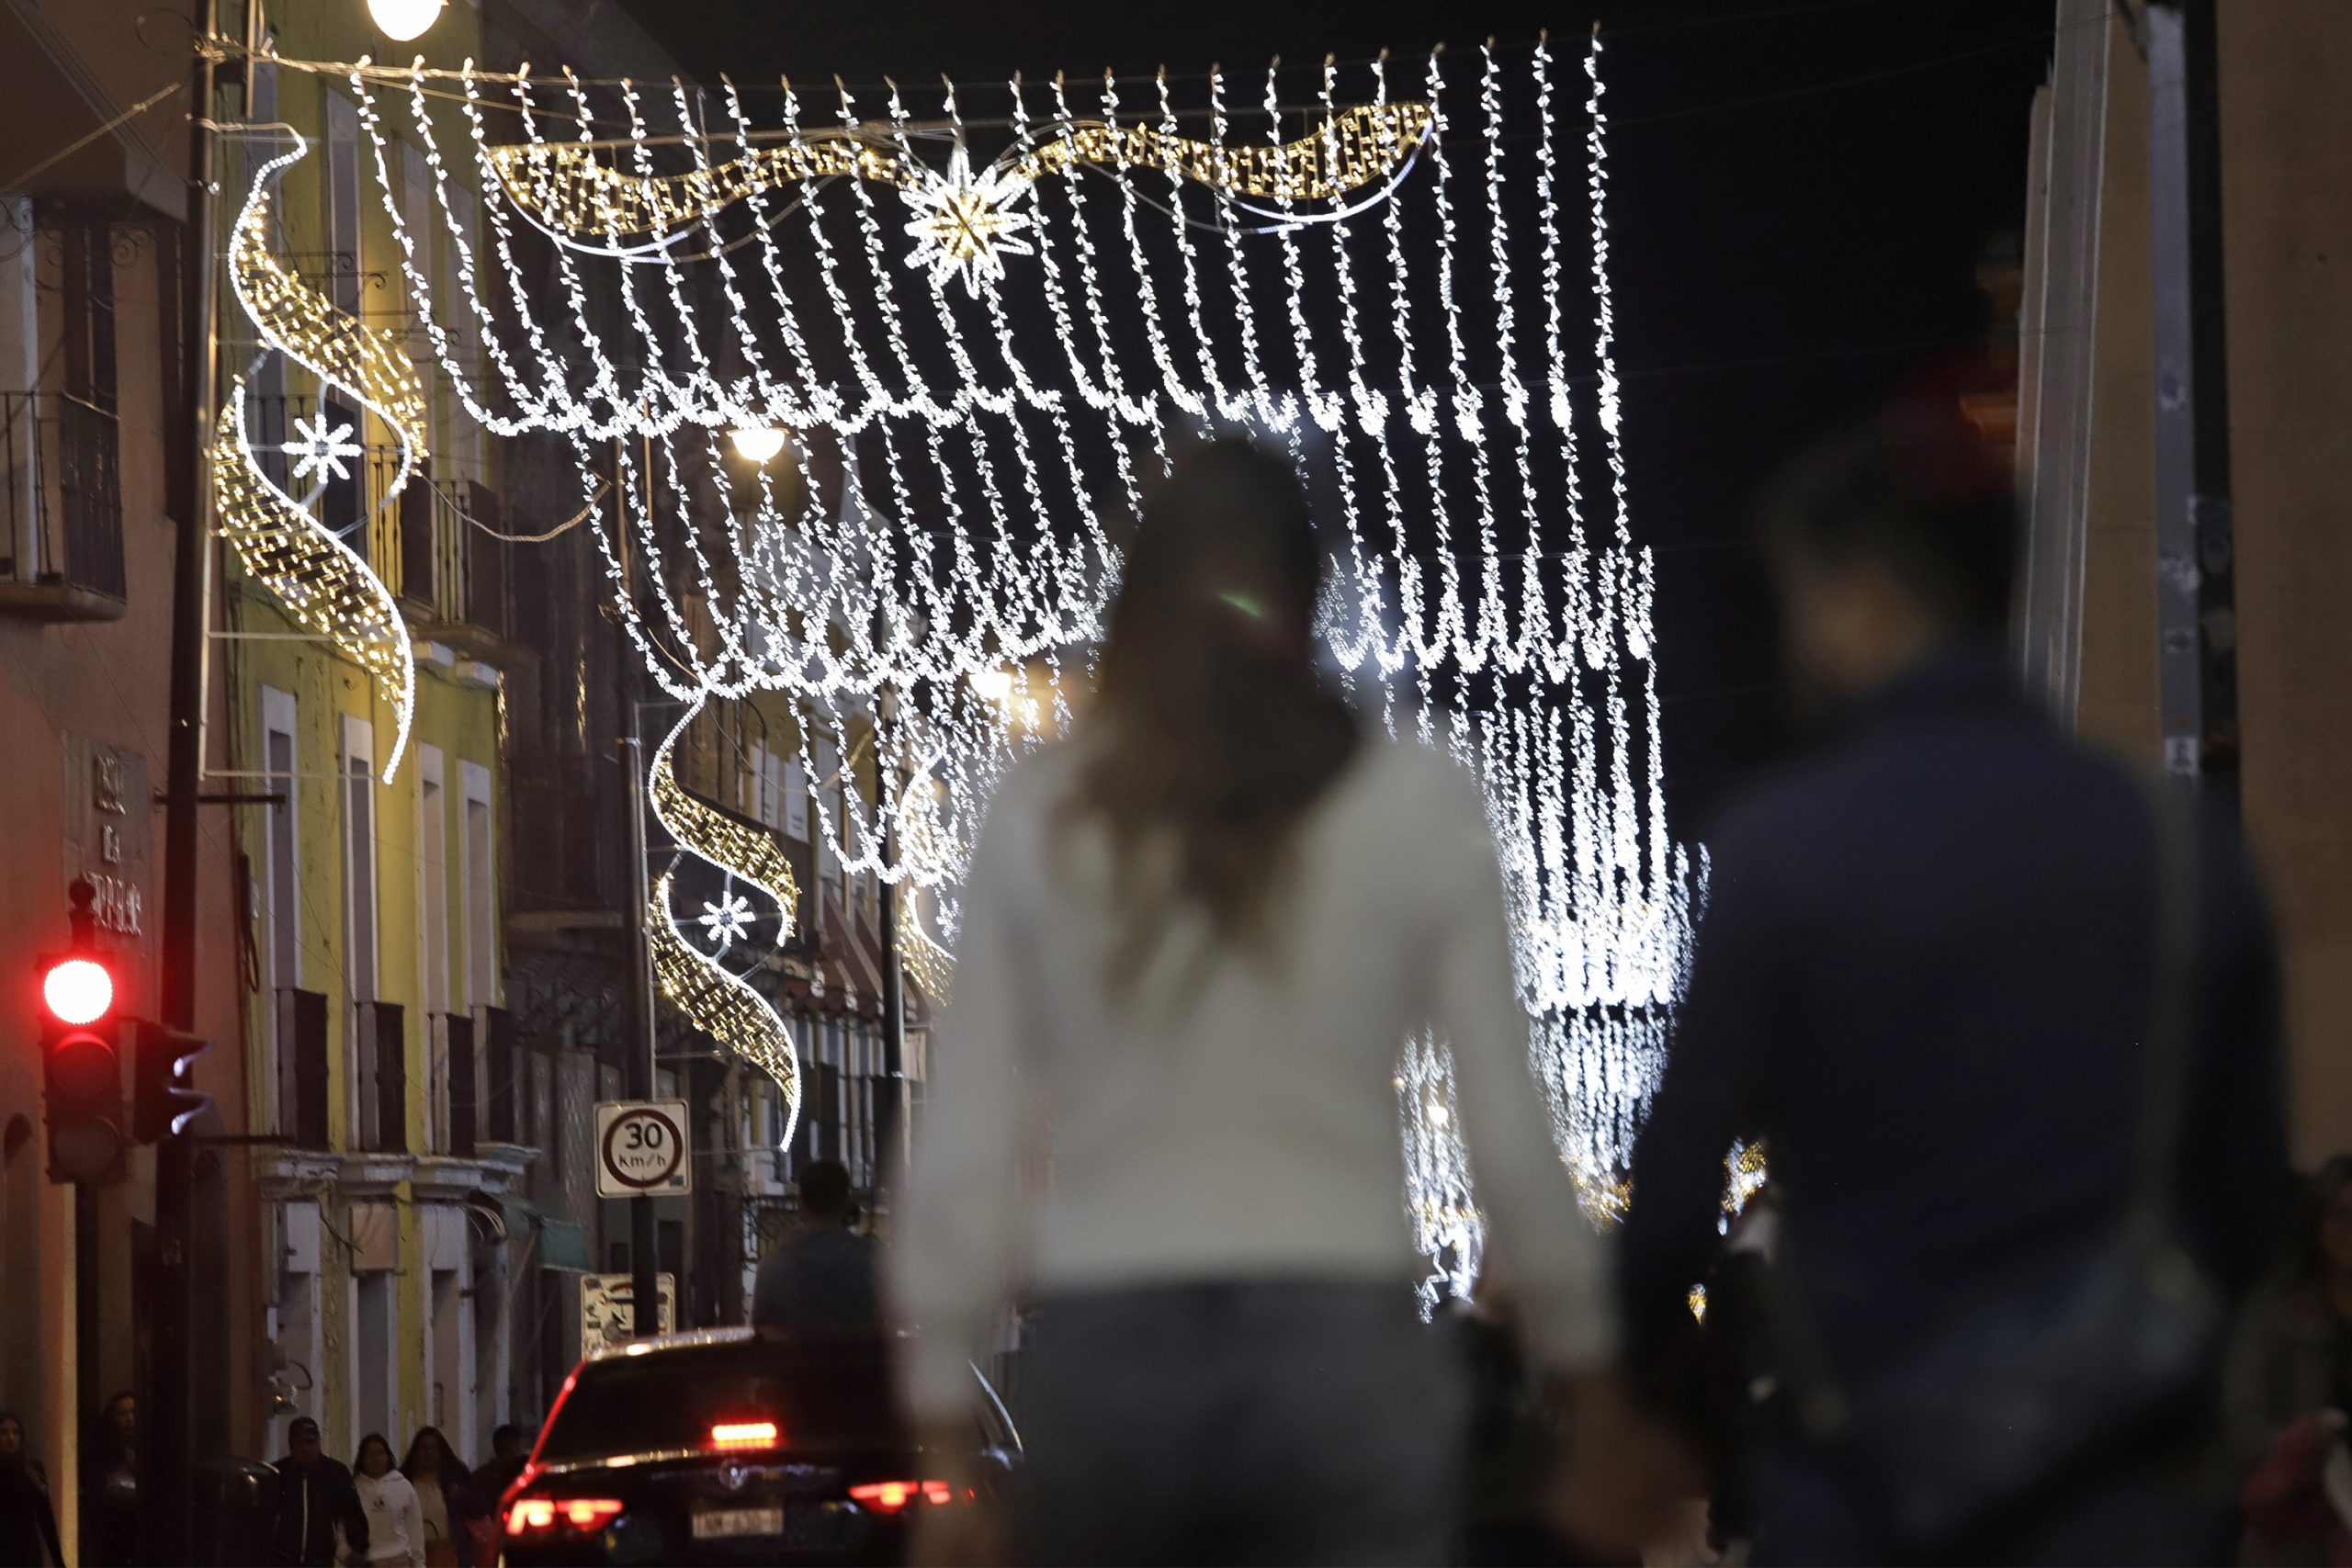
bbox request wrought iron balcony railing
[0,389,126,617]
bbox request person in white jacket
[890,440,1686,1565]
[350,1434,424,1568]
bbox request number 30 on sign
[595,1100,693,1198]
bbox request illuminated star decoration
[282,409,364,484]
[899,142,1035,293]
[696,887,753,951]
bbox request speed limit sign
[595,1100,692,1198]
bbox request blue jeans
[1016,1279,1469,1565]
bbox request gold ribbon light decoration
[214,137,424,781]
[484,99,1435,287]
[645,701,804,1147]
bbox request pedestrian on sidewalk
[399,1427,483,1567]
[267,1416,368,1568]
[477,1424,532,1515]
[354,1434,424,1567]
[752,1157,880,1331]
[0,1411,63,1568]
[1618,396,2292,1564]
[891,438,1680,1565]
[80,1391,136,1567]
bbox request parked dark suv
[497,1327,1019,1565]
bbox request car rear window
[538,1338,910,1463]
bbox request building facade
[0,0,261,1552]
[2017,0,2352,1165]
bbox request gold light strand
[897,898,954,1007]
[213,386,417,780]
[231,187,429,447]
[647,705,803,936]
[486,101,1432,243]
[486,133,891,242]
[650,869,801,1148]
[1013,101,1434,200]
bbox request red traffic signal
[42,956,113,1025]
[40,949,125,1185]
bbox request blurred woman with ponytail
[892,438,1650,1565]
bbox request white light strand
[236,47,1702,1261]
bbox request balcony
[246,393,514,651]
[0,389,125,619]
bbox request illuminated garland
[650,870,801,1150]
[213,388,416,780]
[217,132,423,781]
[226,34,1702,1282]
[648,702,803,935]
[484,99,1432,256]
[1398,1033,1482,1311]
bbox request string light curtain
[222,32,1702,1296]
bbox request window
[460,761,494,1010]
[60,220,118,417]
[785,755,809,840]
[341,717,379,1146]
[340,718,377,1000]
[815,739,842,921]
[445,186,481,475]
[417,747,449,1148]
[400,141,435,324]
[261,688,301,994]
[324,90,363,316]
[354,1269,393,1449]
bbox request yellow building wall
[224,0,497,1456]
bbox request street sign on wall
[579,1272,676,1355]
[594,1099,691,1198]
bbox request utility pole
[616,443,660,1337]
[2146,0,2237,816]
[151,0,220,1556]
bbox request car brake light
[848,1479,961,1514]
[504,1495,624,1538]
[707,1420,780,1450]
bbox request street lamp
[729,427,787,465]
[367,0,445,42]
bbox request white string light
[230,43,1702,1286]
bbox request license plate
[693,1505,786,1539]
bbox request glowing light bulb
[968,668,1015,704]
[366,0,444,43]
[43,957,113,1026]
[729,427,787,464]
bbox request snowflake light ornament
[899,143,1035,294]
[696,888,753,951]
[281,409,364,484]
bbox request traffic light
[40,947,125,1184]
[134,1021,212,1143]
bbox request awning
[536,1218,593,1272]
[473,1194,593,1271]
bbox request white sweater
[891,734,1617,1417]
[353,1469,424,1567]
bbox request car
[496,1326,1020,1566]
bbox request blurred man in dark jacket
[1618,399,2290,1564]
[752,1159,879,1329]
[269,1416,368,1567]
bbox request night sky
[639,0,2056,829]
